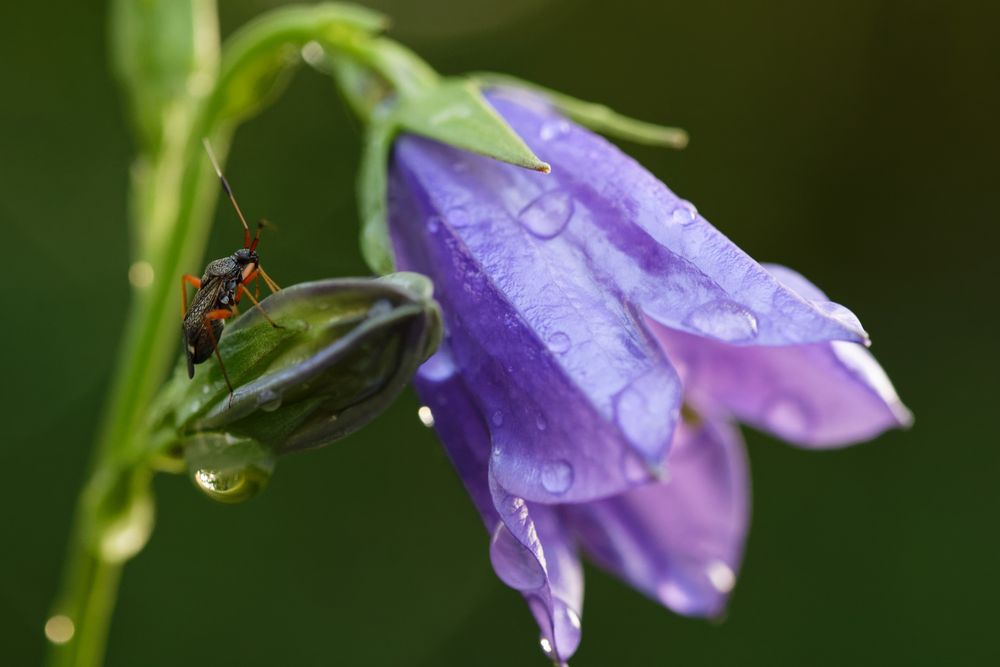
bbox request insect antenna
[202,138,253,248]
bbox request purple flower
[387,89,911,664]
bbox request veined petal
[484,88,870,347]
[652,265,912,447]
[414,346,584,664]
[390,138,683,503]
[566,418,750,617]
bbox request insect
[181,139,282,398]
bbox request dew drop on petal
[492,410,504,427]
[539,637,554,657]
[426,215,441,233]
[813,300,866,335]
[446,205,473,228]
[417,406,435,427]
[540,460,574,495]
[613,369,679,462]
[546,331,571,354]
[685,300,759,342]
[671,200,698,225]
[706,560,736,593]
[518,190,574,239]
[763,394,813,435]
[536,415,548,431]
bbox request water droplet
[539,637,554,657]
[201,385,211,395]
[613,370,679,461]
[368,299,393,319]
[539,119,571,141]
[446,205,473,228]
[518,190,574,239]
[546,331,571,354]
[127,260,154,288]
[44,615,75,644]
[258,389,281,412]
[762,394,813,435]
[671,200,698,225]
[706,560,736,593]
[540,460,574,495]
[685,300,759,342]
[192,466,271,504]
[426,216,441,233]
[430,104,472,125]
[417,406,435,427]
[535,415,548,431]
[300,40,325,66]
[492,411,504,427]
[565,606,581,630]
[813,300,866,335]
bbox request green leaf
[391,79,551,172]
[471,72,689,149]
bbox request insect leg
[235,280,282,329]
[203,308,236,402]
[257,265,282,294]
[181,274,201,316]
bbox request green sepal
[471,72,689,149]
[204,3,387,128]
[358,120,397,274]
[391,79,551,172]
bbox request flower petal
[483,88,870,347]
[652,265,912,447]
[390,135,683,503]
[414,346,584,664]
[565,418,750,617]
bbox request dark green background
[1,1,996,665]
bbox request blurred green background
[1,0,997,665]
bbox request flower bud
[150,273,441,500]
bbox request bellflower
[387,88,910,664]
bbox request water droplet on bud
[685,300,759,342]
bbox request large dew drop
[192,466,271,504]
[685,300,759,343]
[540,460,574,495]
[518,190,574,239]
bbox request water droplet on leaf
[518,190,574,239]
